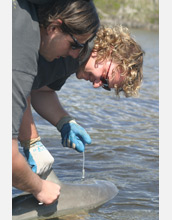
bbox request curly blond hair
[93,26,144,97]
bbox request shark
[12,169,118,220]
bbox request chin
[76,72,82,79]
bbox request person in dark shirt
[12,0,99,205]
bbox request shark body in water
[12,169,118,220]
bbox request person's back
[12,0,100,205]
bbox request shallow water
[13,29,159,220]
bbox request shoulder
[13,0,40,76]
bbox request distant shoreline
[101,18,159,32]
[95,0,159,32]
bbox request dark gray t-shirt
[32,39,94,91]
[12,0,40,138]
[32,55,79,91]
[27,0,51,4]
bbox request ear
[91,51,97,58]
[56,19,63,25]
[116,65,125,74]
[46,19,63,34]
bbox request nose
[69,49,81,59]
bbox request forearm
[18,96,39,142]
[31,86,69,126]
[12,139,42,194]
[31,87,91,153]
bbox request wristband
[20,136,41,149]
[56,116,75,131]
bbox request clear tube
[82,151,85,179]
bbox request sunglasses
[100,60,112,91]
[61,22,90,50]
[69,33,87,50]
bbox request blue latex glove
[60,120,92,152]
[20,137,54,175]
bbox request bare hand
[33,179,61,205]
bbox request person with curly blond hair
[92,26,144,97]
[18,25,144,202]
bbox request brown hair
[93,26,144,97]
[36,0,99,37]
[36,0,99,58]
